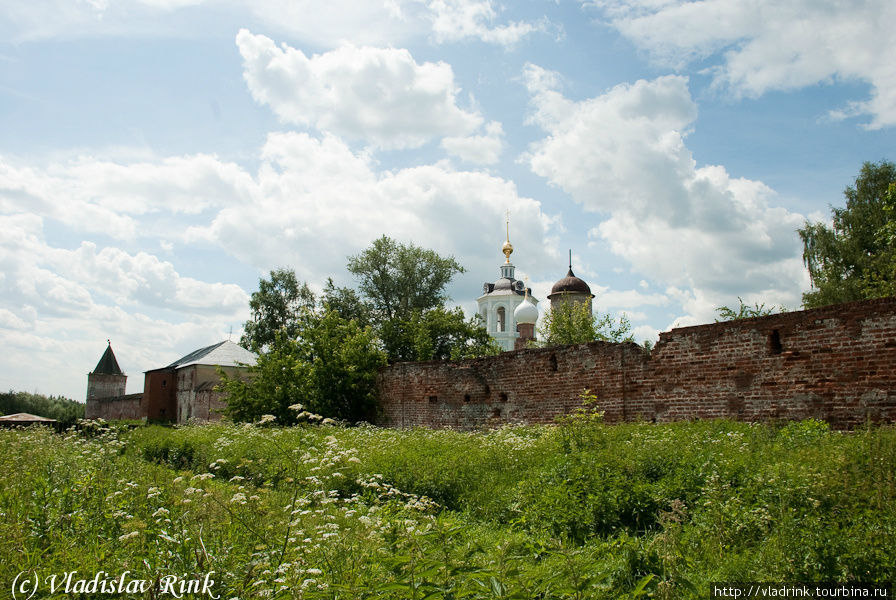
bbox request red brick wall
[85,393,144,420]
[375,296,896,429]
[143,369,176,422]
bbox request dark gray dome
[550,269,592,295]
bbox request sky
[1,0,894,401]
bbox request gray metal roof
[165,340,257,370]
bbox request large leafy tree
[346,235,465,321]
[538,301,632,347]
[222,309,386,423]
[334,236,496,362]
[240,268,316,352]
[379,307,500,362]
[800,160,896,308]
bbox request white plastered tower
[476,218,538,351]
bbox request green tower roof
[92,342,123,375]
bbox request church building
[477,222,539,351]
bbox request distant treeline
[0,390,85,426]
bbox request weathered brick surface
[85,393,143,420]
[375,296,896,429]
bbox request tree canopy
[800,160,896,308]
[333,236,496,362]
[346,235,465,321]
[537,301,632,347]
[223,309,385,424]
[240,268,315,352]
[0,390,84,426]
[230,237,495,421]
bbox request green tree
[240,268,316,352]
[347,235,465,321]
[321,277,371,328]
[379,307,500,362]
[222,309,386,423]
[0,391,84,426]
[344,236,495,362]
[220,331,311,424]
[538,301,632,347]
[800,160,896,308]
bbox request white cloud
[236,30,483,149]
[0,211,252,399]
[2,0,548,49]
[589,0,896,128]
[441,121,505,164]
[524,64,808,324]
[188,131,558,287]
[0,153,252,240]
[428,0,544,46]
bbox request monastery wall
[85,393,144,420]
[375,296,896,429]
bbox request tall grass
[1,416,893,599]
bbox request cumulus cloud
[523,63,808,324]
[0,153,251,240]
[428,0,545,46]
[2,0,548,49]
[441,121,505,164]
[188,131,558,288]
[0,211,251,398]
[588,0,896,128]
[236,30,483,149]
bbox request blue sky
[1,0,894,400]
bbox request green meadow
[1,415,894,599]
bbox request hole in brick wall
[499,392,508,402]
[768,329,783,355]
[463,394,471,402]
[484,384,491,396]
[549,353,558,372]
[492,407,502,418]
[428,395,438,404]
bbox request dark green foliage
[240,268,316,352]
[538,300,632,346]
[344,235,495,362]
[347,235,465,321]
[222,310,386,423]
[0,390,84,426]
[800,160,896,308]
[322,277,371,328]
[379,307,500,362]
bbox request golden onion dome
[502,239,514,262]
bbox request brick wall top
[658,295,896,341]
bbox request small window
[463,394,471,402]
[496,307,506,332]
[428,395,438,404]
[768,329,783,355]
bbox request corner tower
[86,341,127,401]
[477,215,538,351]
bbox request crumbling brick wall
[375,296,896,429]
[85,393,144,420]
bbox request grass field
[1,412,894,599]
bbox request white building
[477,225,538,351]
